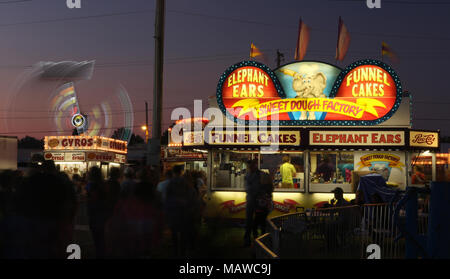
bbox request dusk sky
[0,0,450,139]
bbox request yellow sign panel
[207,130,300,146]
[310,130,404,146]
[410,131,439,148]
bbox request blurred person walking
[191,170,207,221]
[105,167,121,217]
[253,172,274,237]
[164,165,199,257]
[106,168,164,258]
[0,170,77,258]
[86,167,109,259]
[121,167,136,199]
[156,169,173,205]
[244,159,262,246]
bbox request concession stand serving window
[260,151,305,192]
[309,151,353,193]
[210,149,306,192]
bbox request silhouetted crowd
[0,161,207,259]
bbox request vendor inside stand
[211,150,305,192]
[309,151,354,193]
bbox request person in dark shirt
[331,187,350,207]
[244,159,261,246]
[253,172,273,237]
[105,167,121,219]
[86,167,109,259]
[164,165,199,257]
[316,157,335,182]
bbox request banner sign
[45,136,127,154]
[409,131,439,148]
[86,152,115,162]
[165,148,207,161]
[44,152,65,162]
[65,152,85,162]
[356,153,405,170]
[114,154,127,164]
[207,130,300,146]
[354,151,406,188]
[44,152,85,162]
[216,60,402,126]
[309,130,405,146]
[44,151,123,163]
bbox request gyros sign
[45,136,127,154]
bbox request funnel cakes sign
[216,60,402,126]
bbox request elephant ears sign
[216,60,402,126]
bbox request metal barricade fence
[300,205,362,258]
[264,203,426,259]
[266,217,280,255]
[360,203,404,259]
[254,233,279,259]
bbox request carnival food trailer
[175,59,441,220]
[44,135,127,178]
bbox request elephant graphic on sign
[279,69,327,120]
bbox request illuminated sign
[356,153,405,171]
[309,130,405,146]
[44,152,65,162]
[207,130,300,145]
[44,152,123,163]
[216,60,402,126]
[86,152,115,162]
[66,152,85,162]
[409,131,439,148]
[44,136,127,154]
[183,131,204,146]
[354,151,406,187]
[114,154,127,164]
[165,149,207,162]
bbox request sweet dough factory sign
[216,60,402,126]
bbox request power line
[0,104,197,116]
[166,8,450,42]
[0,123,173,136]
[0,0,32,4]
[1,47,450,72]
[414,118,450,120]
[328,0,450,4]
[0,9,153,28]
[0,6,448,44]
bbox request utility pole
[145,101,149,143]
[276,49,284,68]
[147,0,165,167]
